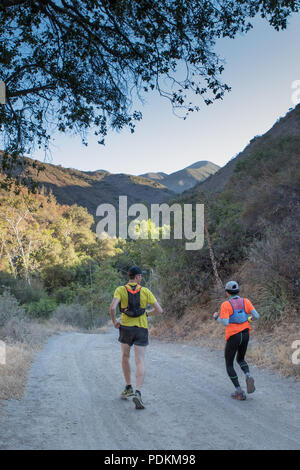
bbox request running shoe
[246,375,255,394]
[133,391,145,409]
[120,386,135,399]
[231,390,247,400]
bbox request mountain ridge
[186,105,300,197]
[140,160,220,193]
[0,158,218,216]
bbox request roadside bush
[253,277,289,325]
[0,273,47,305]
[52,303,90,328]
[1,317,31,343]
[13,280,47,305]
[249,223,300,303]
[71,261,122,322]
[25,297,57,319]
[0,290,27,328]
[0,291,31,343]
[156,243,196,318]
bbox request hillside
[141,161,219,193]
[140,172,168,181]
[2,158,220,215]
[18,161,175,216]
[188,105,300,196]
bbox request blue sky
[33,13,300,175]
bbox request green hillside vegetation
[192,105,300,195]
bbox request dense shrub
[53,286,74,305]
[1,317,31,343]
[25,297,57,319]
[0,290,27,327]
[0,291,31,343]
[52,303,90,329]
[0,273,47,305]
[155,241,198,318]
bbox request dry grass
[0,320,76,404]
[246,316,300,378]
[0,343,34,402]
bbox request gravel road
[0,329,299,450]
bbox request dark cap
[128,265,143,277]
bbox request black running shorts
[118,325,149,347]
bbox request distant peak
[186,161,219,170]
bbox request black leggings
[225,328,250,388]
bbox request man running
[110,265,163,409]
[213,281,260,400]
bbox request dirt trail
[0,329,299,450]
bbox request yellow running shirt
[113,283,157,329]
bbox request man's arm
[110,297,121,328]
[146,301,163,317]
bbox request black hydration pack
[120,283,146,318]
